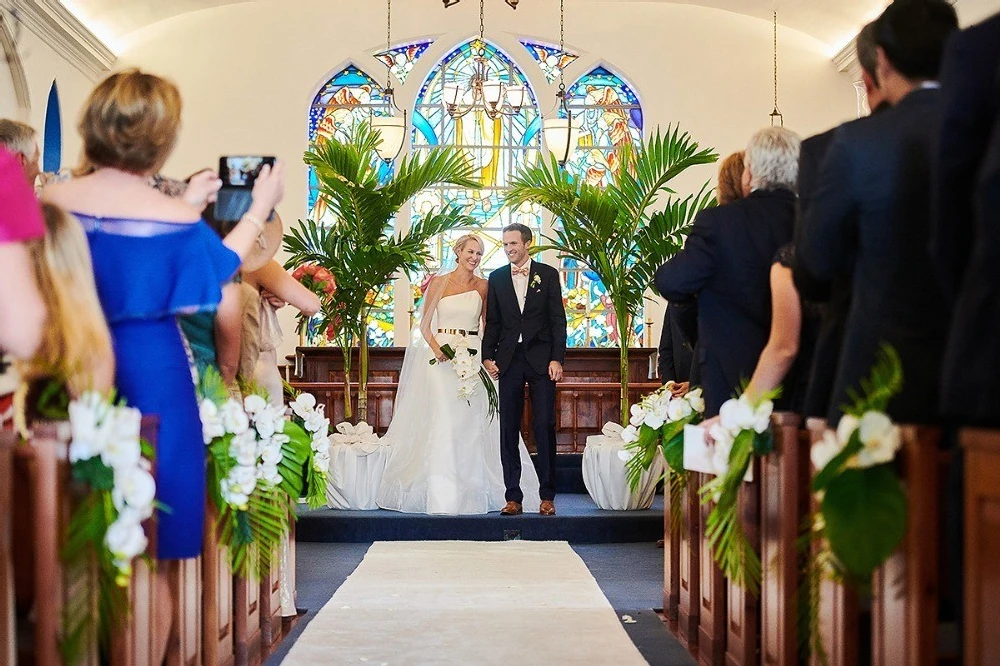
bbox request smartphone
[213,155,275,222]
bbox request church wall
[77,1,861,360]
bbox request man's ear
[875,46,892,86]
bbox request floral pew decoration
[621,381,706,522]
[199,368,315,579]
[697,387,778,595]
[287,391,332,509]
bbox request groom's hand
[548,361,563,382]
[484,359,500,380]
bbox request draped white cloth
[326,422,390,510]
[582,423,663,510]
[376,290,541,514]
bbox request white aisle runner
[281,540,649,665]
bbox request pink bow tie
[512,265,529,277]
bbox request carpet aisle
[280,541,649,665]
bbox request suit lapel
[523,261,539,313]
[502,264,521,315]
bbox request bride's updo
[452,233,484,259]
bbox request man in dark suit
[656,299,697,387]
[483,223,567,516]
[932,12,1000,425]
[798,0,958,425]
[654,127,800,417]
[795,20,889,420]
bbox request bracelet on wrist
[242,213,265,232]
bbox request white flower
[811,430,842,472]
[289,393,317,419]
[618,448,635,462]
[710,428,734,476]
[105,515,147,561]
[109,406,142,443]
[719,397,754,432]
[312,435,330,456]
[220,479,249,509]
[260,442,283,466]
[230,429,259,467]
[230,465,258,496]
[855,411,900,468]
[221,400,250,435]
[629,404,645,427]
[304,410,329,434]
[751,399,773,434]
[243,394,267,415]
[836,414,860,447]
[68,392,113,462]
[667,397,693,422]
[620,425,639,443]
[112,467,156,517]
[101,430,142,472]
[200,400,225,443]
[313,450,331,473]
[257,463,282,487]
[686,388,706,414]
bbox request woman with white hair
[653,127,801,416]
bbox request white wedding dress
[376,290,541,514]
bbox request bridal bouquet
[620,382,705,527]
[288,391,332,509]
[63,391,157,662]
[200,369,313,578]
[810,345,906,582]
[699,387,779,595]
[429,337,499,420]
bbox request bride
[376,234,541,514]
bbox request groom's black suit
[483,261,567,503]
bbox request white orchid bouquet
[810,345,906,583]
[698,387,779,595]
[200,368,313,579]
[287,391,332,509]
[429,336,499,420]
[62,391,157,662]
[620,382,706,527]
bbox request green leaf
[753,428,774,456]
[821,464,907,580]
[812,430,864,493]
[663,430,685,473]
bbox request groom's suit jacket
[483,261,567,375]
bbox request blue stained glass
[519,40,578,84]
[43,80,61,173]
[374,41,434,86]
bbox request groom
[483,223,567,516]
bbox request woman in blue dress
[42,68,284,631]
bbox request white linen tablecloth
[582,426,663,511]
[326,422,389,510]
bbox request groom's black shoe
[500,501,523,515]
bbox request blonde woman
[376,234,541,514]
[17,202,114,396]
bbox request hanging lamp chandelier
[769,10,783,127]
[542,0,579,167]
[441,0,528,119]
[370,0,407,162]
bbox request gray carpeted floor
[267,541,695,665]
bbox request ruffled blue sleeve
[85,219,241,324]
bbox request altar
[288,347,661,453]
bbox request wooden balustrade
[1,430,16,666]
[962,428,1000,666]
[677,474,701,652]
[697,471,727,666]
[663,483,680,629]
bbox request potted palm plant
[285,123,479,421]
[506,126,717,425]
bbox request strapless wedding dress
[376,290,541,514]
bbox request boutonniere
[530,274,542,288]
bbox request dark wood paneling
[678,475,701,652]
[664,484,681,627]
[726,458,761,666]
[962,428,1000,666]
[698,472,727,666]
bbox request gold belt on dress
[438,328,478,336]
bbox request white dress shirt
[512,258,531,342]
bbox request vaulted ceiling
[57,0,997,55]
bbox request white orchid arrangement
[199,368,313,579]
[429,335,499,420]
[810,345,906,584]
[61,390,157,663]
[287,391,332,509]
[698,388,779,595]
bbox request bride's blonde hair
[452,233,484,259]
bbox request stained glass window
[374,41,434,86]
[519,40,578,84]
[559,66,646,345]
[307,64,395,345]
[411,39,544,275]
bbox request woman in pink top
[0,147,46,359]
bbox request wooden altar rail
[665,415,951,666]
[288,380,663,453]
[961,428,1000,666]
[4,418,296,666]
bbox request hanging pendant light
[371,0,407,162]
[542,0,579,166]
[769,10,783,127]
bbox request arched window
[307,64,395,346]
[560,65,645,347]
[410,39,543,277]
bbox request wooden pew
[677,474,701,653]
[725,456,760,666]
[0,430,16,666]
[664,480,680,628]
[234,574,263,666]
[698,472,727,666]
[203,502,236,666]
[259,549,284,656]
[961,428,1000,666]
[758,412,809,666]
